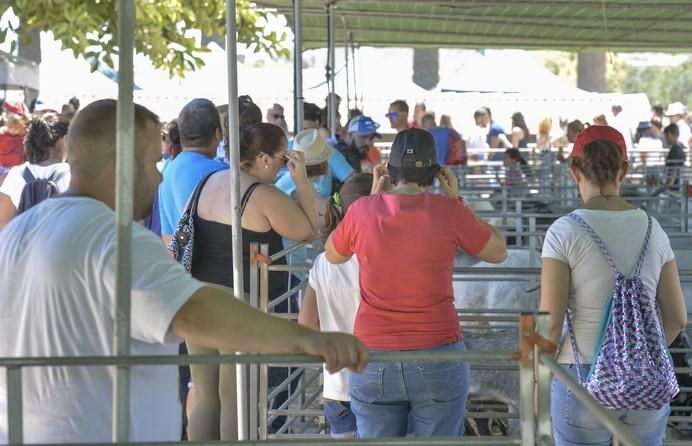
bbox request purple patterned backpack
[566,212,679,410]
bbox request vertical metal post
[7,367,23,445]
[225,0,248,439]
[258,244,270,440]
[343,21,350,112]
[519,314,536,446]
[327,3,336,138]
[249,243,260,440]
[293,0,304,134]
[113,0,135,442]
[529,216,537,268]
[350,36,358,110]
[535,313,553,444]
[501,187,508,228]
[515,200,523,247]
[682,180,689,233]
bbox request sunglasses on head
[386,112,399,119]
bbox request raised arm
[171,285,368,373]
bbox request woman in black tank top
[186,123,320,441]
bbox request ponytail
[24,113,69,164]
[321,193,343,243]
[320,173,374,242]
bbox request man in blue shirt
[159,98,226,244]
[275,102,353,198]
[482,106,513,161]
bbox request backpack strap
[240,182,262,216]
[565,309,584,385]
[568,212,619,275]
[22,167,35,183]
[633,215,653,277]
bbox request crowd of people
[0,93,688,446]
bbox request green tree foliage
[0,0,290,78]
[615,62,692,110]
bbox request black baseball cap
[389,128,438,168]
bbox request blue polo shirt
[158,151,226,235]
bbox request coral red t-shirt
[0,128,25,168]
[330,193,492,350]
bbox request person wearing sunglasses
[386,100,410,133]
[266,103,289,135]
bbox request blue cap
[347,115,381,137]
[637,120,652,130]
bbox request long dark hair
[23,112,70,164]
[322,173,373,243]
[511,112,531,142]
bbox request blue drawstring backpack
[566,212,679,410]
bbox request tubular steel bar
[293,0,304,133]
[327,2,336,138]
[113,0,135,442]
[518,315,535,446]
[0,350,518,368]
[539,353,643,446]
[7,367,22,445]
[225,0,248,439]
[535,313,553,444]
[258,244,270,440]
[30,438,523,446]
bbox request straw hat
[665,102,687,116]
[293,129,333,165]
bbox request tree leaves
[1,0,290,78]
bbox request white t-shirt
[636,136,663,149]
[0,162,71,208]
[0,197,204,444]
[541,209,674,364]
[308,253,359,401]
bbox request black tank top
[190,182,288,300]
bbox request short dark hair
[474,108,489,119]
[387,164,439,187]
[481,106,492,117]
[303,102,321,123]
[664,123,679,138]
[178,98,220,148]
[390,100,409,114]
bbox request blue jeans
[323,400,357,439]
[349,340,470,438]
[552,364,671,446]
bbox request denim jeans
[349,340,470,438]
[323,400,357,439]
[552,364,671,446]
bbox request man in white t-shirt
[0,99,368,444]
[666,102,691,148]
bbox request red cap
[2,101,28,117]
[571,125,627,160]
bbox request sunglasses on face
[386,112,399,119]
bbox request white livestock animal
[453,248,540,319]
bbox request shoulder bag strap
[188,172,216,217]
[240,182,262,216]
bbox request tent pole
[113,0,135,442]
[327,2,336,138]
[343,19,350,113]
[225,0,248,440]
[294,0,304,133]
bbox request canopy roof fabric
[255,0,692,52]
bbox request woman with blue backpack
[540,125,687,445]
